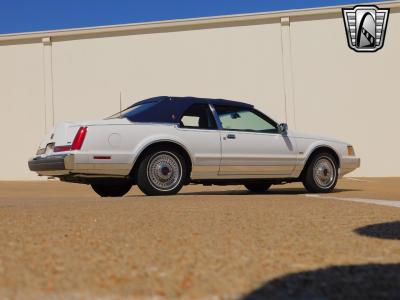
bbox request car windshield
[107,100,159,119]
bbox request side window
[179,104,217,130]
[214,105,277,133]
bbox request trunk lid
[38,122,82,155]
[37,118,132,155]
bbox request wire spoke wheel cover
[312,157,336,189]
[147,152,182,191]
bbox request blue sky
[0,0,385,35]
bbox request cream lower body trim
[211,174,295,179]
[191,165,296,179]
[37,170,70,176]
[190,165,219,179]
[72,163,131,175]
[219,165,294,175]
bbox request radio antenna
[119,92,122,117]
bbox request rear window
[108,100,159,119]
[179,103,217,129]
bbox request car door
[176,103,221,179]
[213,105,297,176]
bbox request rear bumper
[28,154,131,177]
[28,154,73,176]
[28,155,67,172]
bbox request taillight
[71,127,87,150]
[53,126,87,153]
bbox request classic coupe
[29,96,360,197]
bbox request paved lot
[0,178,399,299]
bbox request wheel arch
[129,140,193,181]
[299,145,340,180]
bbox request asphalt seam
[305,194,400,208]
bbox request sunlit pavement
[0,178,399,299]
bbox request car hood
[288,129,348,145]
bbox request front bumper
[340,156,361,176]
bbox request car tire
[244,182,272,193]
[136,147,188,196]
[302,152,338,193]
[91,181,133,197]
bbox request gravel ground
[0,178,399,300]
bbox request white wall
[290,12,400,176]
[0,43,45,180]
[51,24,286,123]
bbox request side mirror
[278,123,288,134]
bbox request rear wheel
[302,152,338,193]
[244,182,272,193]
[91,181,133,197]
[136,147,187,196]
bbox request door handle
[226,134,236,139]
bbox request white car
[29,96,360,197]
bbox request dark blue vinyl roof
[125,96,253,123]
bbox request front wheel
[91,181,133,197]
[302,152,338,193]
[136,148,187,196]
